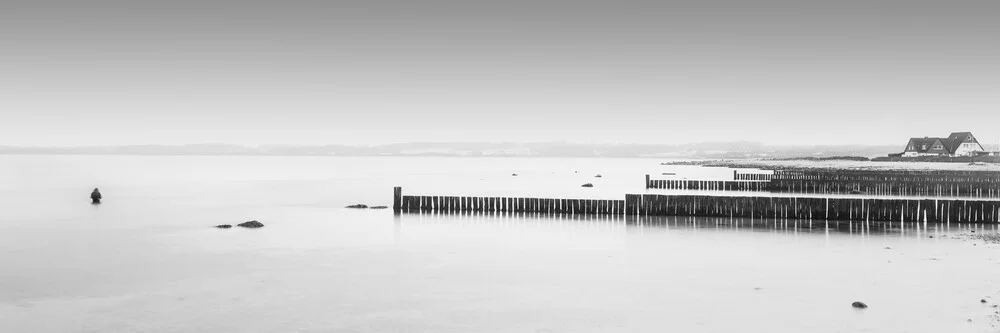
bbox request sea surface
[1,155,999,333]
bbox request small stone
[369,206,388,209]
[884,246,892,250]
[972,230,976,233]
[215,224,232,229]
[236,220,264,228]
[512,173,518,176]
[594,174,603,178]
[982,299,988,303]
[581,183,594,188]
[929,235,934,238]
[346,204,368,209]
[852,301,868,309]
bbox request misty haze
[3,1,1000,333]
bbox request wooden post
[645,174,651,189]
[392,187,402,213]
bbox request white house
[901,132,985,157]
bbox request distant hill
[0,142,901,159]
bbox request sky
[1,0,998,147]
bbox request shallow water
[1,155,999,333]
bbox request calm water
[1,155,999,333]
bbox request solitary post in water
[91,188,102,204]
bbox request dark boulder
[237,220,265,228]
[215,224,232,229]
[346,204,369,209]
[852,301,868,309]
[581,183,594,188]
[982,299,988,303]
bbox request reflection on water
[399,211,1000,238]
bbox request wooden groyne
[391,187,1000,223]
[651,170,1000,198]
[768,170,1000,198]
[646,179,769,191]
[771,169,1000,182]
[733,171,775,181]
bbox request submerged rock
[594,174,603,178]
[346,204,369,209]
[215,224,232,229]
[512,173,518,176]
[237,220,265,228]
[852,301,868,309]
[581,183,594,188]
[370,206,388,209]
[982,299,988,303]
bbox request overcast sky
[1,0,998,146]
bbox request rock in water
[852,301,868,309]
[346,204,368,209]
[512,173,518,176]
[370,206,388,209]
[215,224,232,229]
[90,188,102,204]
[594,174,602,178]
[581,183,594,188]
[982,299,988,303]
[237,220,264,228]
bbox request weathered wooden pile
[391,187,1000,223]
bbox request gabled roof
[943,132,978,153]
[905,138,941,152]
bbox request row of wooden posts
[391,187,1000,223]
[769,169,1000,183]
[734,172,774,181]
[645,178,769,191]
[767,180,1000,198]
[644,171,1000,198]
